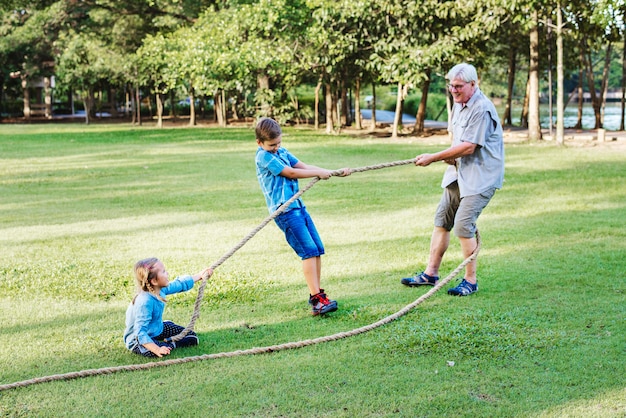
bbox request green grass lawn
[0,123,624,417]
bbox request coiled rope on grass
[0,234,478,392]
[0,157,481,392]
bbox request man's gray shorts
[434,181,496,238]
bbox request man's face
[448,78,475,104]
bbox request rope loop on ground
[0,230,479,392]
[0,157,483,393]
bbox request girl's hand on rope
[193,268,214,282]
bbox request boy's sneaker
[447,279,478,296]
[401,271,439,287]
[309,289,338,316]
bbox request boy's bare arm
[281,161,350,179]
[280,163,332,179]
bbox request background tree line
[1,0,624,141]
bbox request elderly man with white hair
[401,62,505,296]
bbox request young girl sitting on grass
[123,257,212,357]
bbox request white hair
[446,63,478,83]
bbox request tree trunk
[325,82,333,134]
[95,89,101,119]
[44,76,52,119]
[314,77,322,130]
[556,2,564,145]
[339,79,348,127]
[69,86,75,115]
[392,81,404,139]
[132,86,137,125]
[368,83,377,132]
[127,88,133,120]
[599,42,612,127]
[215,90,224,127]
[354,77,362,130]
[147,94,153,119]
[135,84,142,126]
[622,15,626,131]
[520,75,529,128]
[0,75,4,120]
[189,85,196,126]
[22,77,31,119]
[332,81,341,132]
[413,69,431,134]
[291,94,300,125]
[156,93,164,128]
[231,94,239,120]
[583,47,602,129]
[503,45,517,126]
[528,11,542,141]
[619,18,626,131]
[83,88,92,125]
[547,19,553,138]
[124,86,131,118]
[575,53,584,129]
[222,89,227,126]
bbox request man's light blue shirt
[443,88,505,197]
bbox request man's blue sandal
[447,279,478,296]
[401,272,439,287]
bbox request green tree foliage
[1,0,624,132]
[55,30,124,123]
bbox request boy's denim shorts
[434,181,496,238]
[275,208,325,260]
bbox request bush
[1,100,24,117]
[404,93,448,121]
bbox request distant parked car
[177,98,201,107]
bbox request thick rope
[0,231,480,392]
[168,158,418,342]
[0,157,479,392]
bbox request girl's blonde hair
[132,257,166,303]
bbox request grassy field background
[0,123,624,417]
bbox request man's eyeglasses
[447,83,467,91]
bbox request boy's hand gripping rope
[168,158,418,342]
